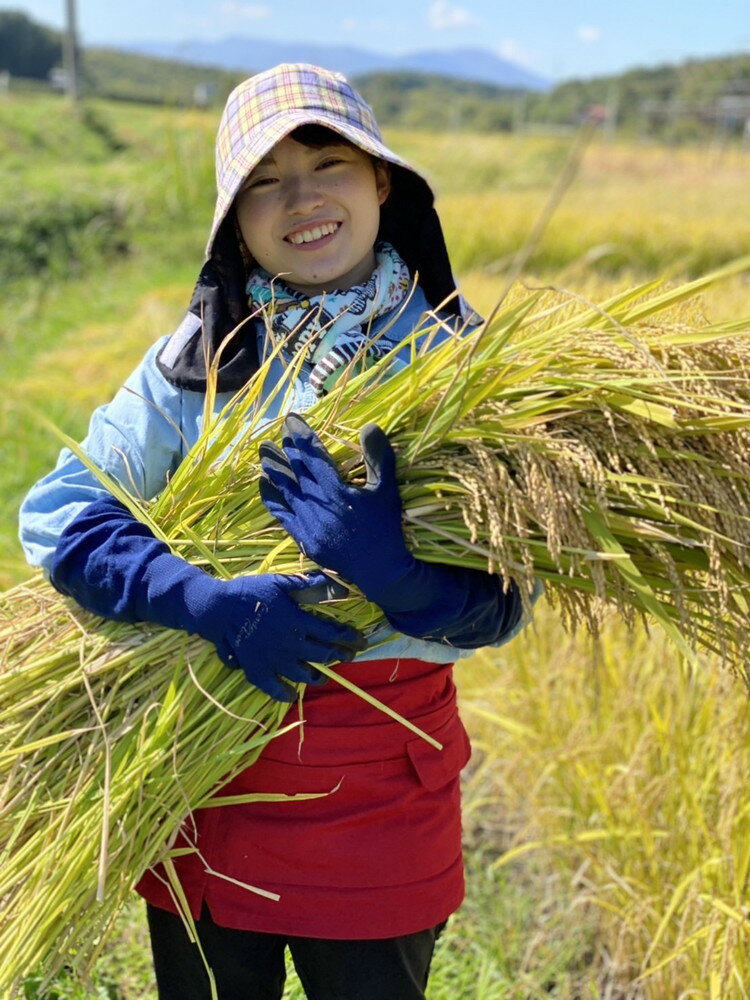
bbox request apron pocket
[406,713,471,791]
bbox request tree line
[0,9,61,79]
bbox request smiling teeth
[288,222,339,245]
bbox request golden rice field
[2,95,750,997]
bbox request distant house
[584,104,609,124]
[48,66,68,91]
[193,82,218,107]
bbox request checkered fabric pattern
[206,63,420,257]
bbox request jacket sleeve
[380,286,482,373]
[378,560,526,649]
[18,337,186,573]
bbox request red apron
[137,657,470,939]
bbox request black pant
[147,903,446,1000]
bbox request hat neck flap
[156,216,259,393]
[379,166,460,320]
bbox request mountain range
[122,37,552,92]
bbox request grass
[2,93,750,997]
[0,275,194,588]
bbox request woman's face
[235,134,391,295]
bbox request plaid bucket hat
[207,62,423,257]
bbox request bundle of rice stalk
[3,260,750,995]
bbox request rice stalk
[2,260,750,994]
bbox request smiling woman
[234,128,391,294]
[15,62,515,1000]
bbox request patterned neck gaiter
[246,241,411,397]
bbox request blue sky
[10,0,750,81]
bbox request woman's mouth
[285,221,341,246]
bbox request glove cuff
[358,551,420,607]
[135,550,221,637]
[365,556,442,614]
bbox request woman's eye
[319,156,344,169]
[245,176,276,190]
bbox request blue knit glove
[50,496,367,702]
[260,414,411,603]
[259,414,523,648]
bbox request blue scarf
[246,242,411,397]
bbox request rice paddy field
[2,91,750,998]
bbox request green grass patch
[0,189,128,280]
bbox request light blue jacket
[19,288,530,661]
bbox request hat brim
[206,110,424,258]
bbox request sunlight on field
[2,95,750,998]
[457,605,750,997]
[437,143,750,278]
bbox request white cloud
[496,38,536,69]
[341,17,358,32]
[219,2,271,21]
[577,25,601,43]
[427,1,479,31]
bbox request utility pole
[62,0,80,103]
[604,83,619,142]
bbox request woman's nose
[285,174,324,214]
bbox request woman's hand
[50,495,366,702]
[259,414,524,649]
[259,413,415,603]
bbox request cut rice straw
[2,257,750,994]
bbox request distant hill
[3,10,748,141]
[526,53,750,137]
[121,36,551,92]
[68,45,750,140]
[81,48,527,130]
[352,72,522,131]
